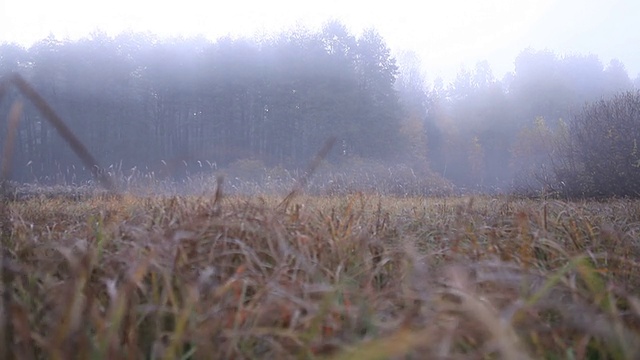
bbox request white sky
[1,0,639,83]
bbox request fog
[3,0,640,84]
[1,2,639,197]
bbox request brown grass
[1,192,640,359]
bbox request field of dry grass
[1,191,640,359]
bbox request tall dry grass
[1,192,640,359]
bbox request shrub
[557,90,640,197]
[226,159,267,181]
[510,117,561,195]
[513,91,640,198]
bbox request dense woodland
[0,21,638,194]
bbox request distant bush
[312,157,454,197]
[556,90,640,197]
[510,117,563,195]
[183,157,454,197]
[226,159,267,181]
[514,90,640,198]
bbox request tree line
[0,21,404,184]
[0,22,639,195]
[408,49,637,192]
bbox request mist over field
[1,20,639,198]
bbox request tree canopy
[0,25,405,184]
[1,28,638,196]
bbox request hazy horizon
[2,0,639,84]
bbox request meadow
[1,187,640,359]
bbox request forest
[0,20,638,196]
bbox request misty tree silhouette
[0,72,116,191]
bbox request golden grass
[1,192,640,359]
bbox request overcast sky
[1,0,639,83]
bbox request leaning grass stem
[163,286,197,360]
